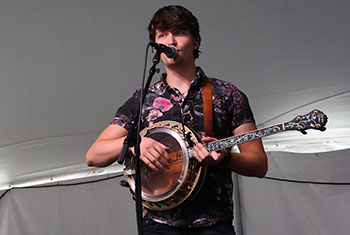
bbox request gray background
[0,0,349,234]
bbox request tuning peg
[315,123,327,132]
[297,126,307,135]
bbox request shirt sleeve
[111,89,141,130]
[230,88,255,130]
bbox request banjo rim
[124,120,207,211]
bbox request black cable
[264,176,350,185]
[0,189,11,200]
[2,174,349,200]
[0,173,124,200]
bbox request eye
[156,33,166,40]
[174,30,188,36]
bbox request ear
[194,35,201,49]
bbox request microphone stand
[118,48,161,235]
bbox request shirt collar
[159,66,207,90]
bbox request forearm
[86,137,126,167]
[226,149,268,178]
[225,122,268,178]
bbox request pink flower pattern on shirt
[145,109,163,125]
[153,97,173,111]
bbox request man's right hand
[139,137,171,171]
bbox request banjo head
[124,121,206,211]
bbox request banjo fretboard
[188,109,327,156]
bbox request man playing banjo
[86,5,268,235]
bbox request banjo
[124,109,327,211]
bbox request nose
[166,33,177,46]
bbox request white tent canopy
[0,1,349,235]
[0,0,348,190]
[262,91,350,153]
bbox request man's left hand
[192,136,227,166]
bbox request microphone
[149,42,177,58]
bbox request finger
[146,153,170,170]
[193,144,209,162]
[158,142,170,150]
[198,143,211,156]
[210,151,221,161]
[141,137,169,153]
[201,136,217,143]
[192,146,203,162]
[192,151,204,163]
[147,138,169,151]
[152,143,171,164]
[141,139,170,168]
[142,143,167,168]
[147,146,170,169]
[140,155,159,171]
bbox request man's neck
[164,63,197,95]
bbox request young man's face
[154,29,199,68]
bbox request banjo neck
[204,123,284,152]
[188,123,284,156]
[188,109,327,156]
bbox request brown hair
[148,5,201,59]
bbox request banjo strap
[202,77,213,137]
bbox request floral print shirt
[112,67,255,228]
